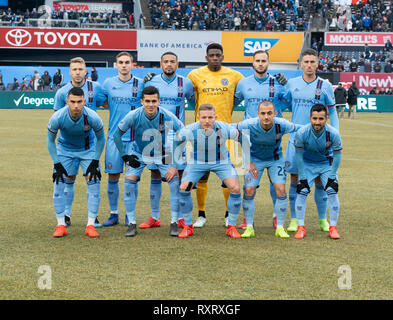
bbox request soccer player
[100,52,144,228]
[47,87,105,238]
[140,51,194,229]
[236,100,301,238]
[176,104,247,238]
[113,86,184,237]
[186,43,244,228]
[234,49,289,229]
[283,48,339,233]
[293,104,342,239]
[53,57,106,228]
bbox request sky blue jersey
[47,106,104,164]
[236,117,299,161]
[102,75,144,141]
[116,107,184,159]
[178,121,241,164]
[294,123,342,164]
[54,80,106,111]
[282,76,337,142]
[234,73,290,119]
[146,73,194,124]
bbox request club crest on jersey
[132,86,139,94]
[269,86,275,93]
[315,88,322,97]
[325,141,332,148]
[158,124,165,132]
[276,133,282,140]
[107,162,112,170]
[221,78,228,86]
[177,86,184,94]
[83,124,91,132]
[87,91,94,98]
[285,161,291,169]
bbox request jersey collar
[161,73,176,84]
[254,73,270,84]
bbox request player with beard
[140,52,194,229]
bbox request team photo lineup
[48,44,343,241]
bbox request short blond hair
[116,51,133,62]
[198,103,216,114]
[70,57,86,65]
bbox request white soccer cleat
[193,216,206,228]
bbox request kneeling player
[294,104,342,239]
[113,86,184,237]
[236,100,301,238]
[47,87,105,238]
[177,104,246,238]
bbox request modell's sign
[53,1,122,13]
[325,32,393,46]
[0,28,136,50]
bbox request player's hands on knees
[324,178,338,193]
[165,166,178,182]
[85,159,101,182]
[143,72,156,83]
[297,179,310,194]
[122,154,140,168]
[246,162,258,178]
[53,162,68,184]
[274,73,287,85]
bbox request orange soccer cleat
[226,225,242,238]
[138,217,161,229]
[329,226,341,239]
[52,225,67,238]
[178,224,194,238]
[177,218,186,229]
[294,226,306,239]
[85,225,100,238]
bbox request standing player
[53,57,106,228]
[113,86,184,237]
[139,51,194,229]
[47,87,105,238]
[101,52,144,228]
[293,104,342,239]
[283,48,339,233]
[186,43,244,228]
[176,104,246,238]
[234,50,289,229]
[235,100,301,238]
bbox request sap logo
[243,38,279,56]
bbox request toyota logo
[5,29,32,47]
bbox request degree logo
[243,38,279,56]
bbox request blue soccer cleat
[103,214,119,227]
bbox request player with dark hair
[293,104,342,239]
[53,57,106,228]
[101,52,145,228]
[139,51,194,230]
[113,86,185,237]
[47,87,105,238]
[283,48,339,233]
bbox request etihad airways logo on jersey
[243,38,279,56]
[202,87,229,93]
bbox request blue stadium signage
[243,38,279,56]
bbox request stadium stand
[147,0,313,31]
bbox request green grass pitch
[0,109,392,299]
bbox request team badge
[269,86,275,94]
[132,86,139,94]
[158,124,165,132]
[285,161,291,169]
[83,124,91,132]
[87,90,94,98]
[107,162,112,170]
[178,86,184,94]
[202,80,207,84]
[325,141,332,148]
[276,133,282,140]
[315,88,322,97]
[221,78,228,86]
